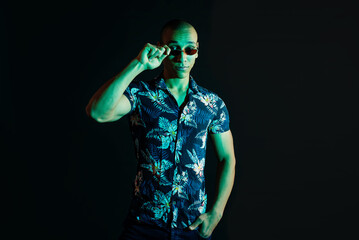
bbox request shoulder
[196,84,214,95]
[196,85,226,104]
[128,79,152,91]
[193,83,229,115]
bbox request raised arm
[86,43,170,122]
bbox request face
[159,27,199,79]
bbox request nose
[175,50,187,62]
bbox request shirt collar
[154,71,200,95]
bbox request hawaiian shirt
[123,72,230,230]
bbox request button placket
[156,77,197,229]
[162,87,181,229]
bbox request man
[86,19,236,240]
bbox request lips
[176,66,188,71]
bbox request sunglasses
[168,46,198,56]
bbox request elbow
[93,116,108,123]
[90,114,110,123]
[90,113,110,123]
[220,154,236,166]
[226,157,236,177]
[223,156,236,174]
[218,156,236,172]
[85,103,92,118]
[85,104,107,123]
[85,106,121,123]
[228,157,236,169]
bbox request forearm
[210,157,236,217]
[86,59,145,120]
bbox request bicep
[210,130,235,161]
[98,95,132,122]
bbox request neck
[163,69,190,92]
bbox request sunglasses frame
[168,46,198,56]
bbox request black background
[3,0,358,239]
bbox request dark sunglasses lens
[185,48,198,55]
[169,46,197,56]
[170,50,182,56]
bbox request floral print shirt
[123,72,230,229]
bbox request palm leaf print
[146,117,177,149]
[139,85,175,113]
[140,149,173,186]
[188,189,207,214]
[193,92,218,115]
[179,101,197,128]
[185,149,205,181]
[172,167,189,200]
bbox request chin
[176,72,189,78]
[165,66,191,78]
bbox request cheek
[163,57,174,65]
[163,58,171,67]
[188,56,197,66]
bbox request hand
[135,43,171,70]
[189,210,223,238]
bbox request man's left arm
[189,130,236,238]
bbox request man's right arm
[86,43,170,123]
[86,59,145,122]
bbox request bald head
[160,19,198,44]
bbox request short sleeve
[123,81,142,114]
[208,96,230,134]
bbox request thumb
[189,217,203,230]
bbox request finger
[156,45,168,55]
[159,46,169,56]
[163,45,171,55]
[159,46,166,53]
[144,43,154,55]
[148,48,159,60]
[158,53,167,62]
[189,217,203,230]
[157,46,166,55]
[156,46,166,57]
[150,47,165,61]
[142,45,153,60]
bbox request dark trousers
[119,217,212,240]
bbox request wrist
[209,207,223,219]
[132,57,147,72]
[130,58,146,73]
